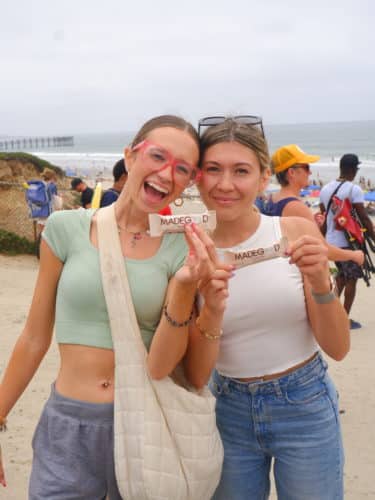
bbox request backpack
[25,180,53,218]
[331,196,365,244]
[330,190,375,286]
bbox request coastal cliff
[0,153,72,242]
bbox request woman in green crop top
[0,115,231,498]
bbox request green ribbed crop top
[42,209,188,350]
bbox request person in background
[186,118,349,500]
[320,154,375,330]
[41,168,58,196]
[34,169,61,243]
[71,177,94,208]
[264,144,320,217]
[100,159,128,207]
[265,144,364,268]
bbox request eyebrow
[203,160,254,168]
[151,145,190,164]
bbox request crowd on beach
[1,114,374,499]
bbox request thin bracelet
[0,416,7,432]
[163,304,193,328]
[196,316,223,341]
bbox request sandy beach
[0,252,374,499]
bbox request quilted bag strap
[97,204,148,358]
[97,204,150,499]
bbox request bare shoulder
[282,200,315,221]
[280,216,322,241]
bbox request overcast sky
[1,0,374,135]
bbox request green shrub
[0,152,64,176]
[0,229,37,255]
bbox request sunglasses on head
[198,115,265,137]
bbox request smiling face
[124,127,199,212]
[199,141,269,222]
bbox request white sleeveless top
[216,215,318,378]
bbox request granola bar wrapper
[223,237,289,269]
[149,211,216,237]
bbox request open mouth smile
[144,180,170,202]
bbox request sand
[0,253,374,500]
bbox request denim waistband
[213,352,328,395]
[47,383,114,423]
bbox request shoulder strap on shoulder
[327,181,346,213]
[97,205,147,359]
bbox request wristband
[311,289,336,304]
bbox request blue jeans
[210,353,344,500]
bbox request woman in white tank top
[184,118,350,500]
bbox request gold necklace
[117,224,150,248]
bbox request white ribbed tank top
[216,215,317,378]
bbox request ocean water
[27,120,375,184]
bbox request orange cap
[272,144,320,173]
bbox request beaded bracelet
[163,304,193,328]
[0,416,7,432]
[196,316,223,341]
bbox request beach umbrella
[307,184,321,190]
[300,189,310,197]
[364,191,375,202]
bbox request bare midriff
[55,344,115,403]
[234,352,318,383]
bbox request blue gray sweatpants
[29,384,123,499]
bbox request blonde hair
[200,118,270,173]
[41,168,57,181]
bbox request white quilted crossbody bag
[97,205,223,500]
